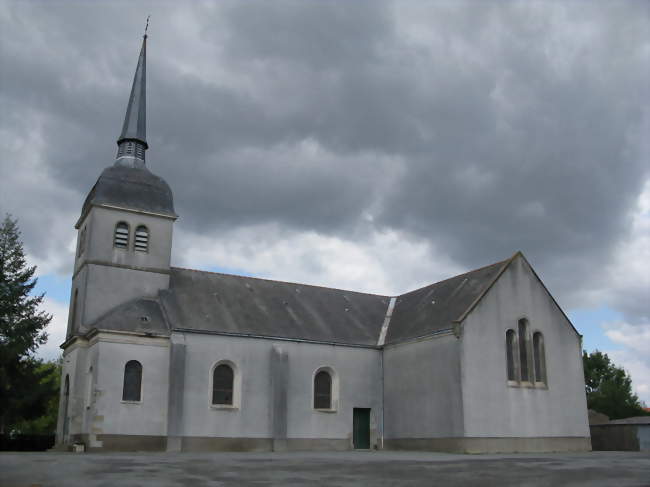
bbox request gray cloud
[1,1,648,323]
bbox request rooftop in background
[607,416,650,425]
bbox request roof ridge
[170,266,391,299]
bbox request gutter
[171,327,381,350]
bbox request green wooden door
[353,408,371,449]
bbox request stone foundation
[384,436,592,453]
[63,435,591,453]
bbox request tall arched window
[533,332,546,384]
[505,329,517,381]
[518,319,530,382]
[314,370,332,409]
[122,360,142,402]
[114,222,130,249]
[212,364,234,405]
[134,225,149,253]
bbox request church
[55,33,590,453]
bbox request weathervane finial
[144,15,150,38]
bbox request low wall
[0,434,55,452]
[590,424,649,452]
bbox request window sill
[314,408,337,413]
[210,404,239,410]
[507,381,548,390]
[121,400,142,405]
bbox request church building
[55,33,591,453]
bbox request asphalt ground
[1,450,649,487]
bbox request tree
[583,350,648,420]
[0,214,53,433]
[11,359,61,434]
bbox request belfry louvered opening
[134,225,149,252]
[114,222,129,249]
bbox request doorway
[353,408,370,449]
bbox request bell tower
[67,29,177,339]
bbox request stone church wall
[58,335,172,451]
[382,333,464,449]
[73,206,173,328]
[175,333,383,451]
[459,255,590,452]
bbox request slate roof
[92,297,168,335]
[118,34,148,148]
[385,259,508,344]
[85,257,515,347]
[159,268,391,347]
[78,165,176,226]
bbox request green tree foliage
[12,359,61,434]
[0,214,53,433]
[583,350,648,420]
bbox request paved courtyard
[1,450,649,487]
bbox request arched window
[212,364,234,405]
[533,332,546,384]
[122,360,142,402]
[314,370,332,409]
[114,222,130,249]
[518,319,530,382]
[506,329,517,381]
[134,225,149,253]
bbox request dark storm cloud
[0,1,648,319]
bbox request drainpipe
[380,349,385,450]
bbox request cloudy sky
[1,1,648,402]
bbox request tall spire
[116,19,149,167]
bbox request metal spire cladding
[116,20,149,167]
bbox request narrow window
[134,225,149,252]
[212,364,234,405]
[77,226,87,257]
[506,329,516,381]
[122,360,142,402]
[62,375,70,440]
[518,319,530,382]
[70,289,79,330]
[314,370,332,409]
[114,222,129,249]
[533,332,546,384]
[86,366,93,408]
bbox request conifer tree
[0,214,52,433]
